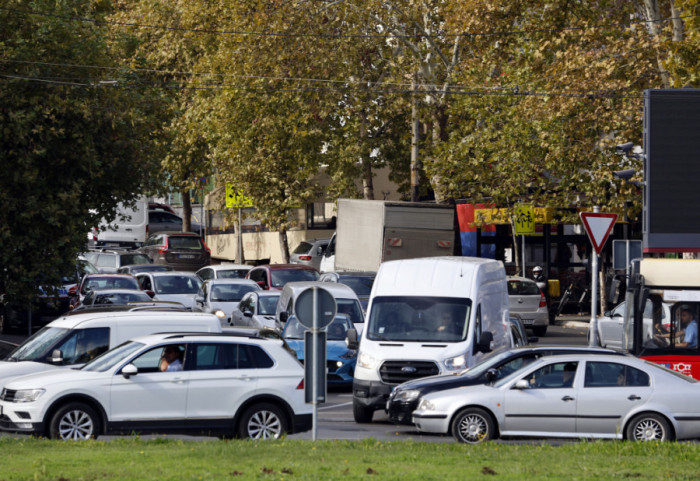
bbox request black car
[386,346,626,425]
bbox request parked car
[386,346,624,425]
[194,279,261,326]
[290,238,330,270]
[411,353,700,443]
[68,273,141,310]
[508,316,536,347]
[117,264,173,275]
[282,314,357,387]
[0,332,312,440]
[230,291,282,330]
[246,264,320,291]
[590,299,671,349]
[76,289,153,309]
[1,259,98,334]
[83,250,152,273]
[507,275,549,337]
[148,209,204,235]
[138,231,210,271]
[319,271,375,310]
[135,271,202,309]
[196,264,252,281]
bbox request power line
[0,5,696,40]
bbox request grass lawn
[1,437,699,480]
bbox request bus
[622,258,700,379]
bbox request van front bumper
[352,379,393,412]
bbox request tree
[0,0,165,305]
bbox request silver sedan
[412,353,700,443]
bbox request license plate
[522,319,535,325]
[179,254,195,259]
[105,242,120,247]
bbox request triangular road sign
[580,212,618,255]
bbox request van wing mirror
[346,328,359,350]
[50,349,64,364]
[475,330,494,354]
[279,311,288,324]
[121,364,138,379]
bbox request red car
[246,264,320,290]
[68,273,141,310]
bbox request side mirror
[243,309,253,318]
[475,331,494,354]
[514,379,530,390]
[121,364,138,379]
[146,290,155,298]
[316,246,323,256]
[50,349,63,364]
[279,312,288,324]
[256,280,266,289]
[195,296,205,304]
[485,368,498,383]
[346,328,359,350]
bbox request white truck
[348,257,511,423]
[331,199,455,273]
[88,197,149,249]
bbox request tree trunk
[360,113,375,200]
[430,105,450,204]
[410,75,421,202]
[669,0,684,42]
[182,190,192,232]
[279,228,290,264]
[639,0,672,88]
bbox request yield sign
[580,212,618,255]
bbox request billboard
[643,89,700,252]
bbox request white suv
[0,332,311,440]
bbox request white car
[591,300,671,349]
[135,271,202,308]
[195,264,252,281]
[412,353,700,443]
[194,279,261,325]
[0,332,311,440]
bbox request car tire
[532,326,547,337]
[353,400,374,423]
[625,412,673,441]
[49,402,100,440]
[237,403,288,439]
[451,407,495,444]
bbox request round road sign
[294,287,337,329]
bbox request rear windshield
[120,253,152,265]
[292,242,313,254]
[270,269,319,287]
[168,236,204,250]
[507,279,540,295]
[218,269,250,279]
[339,276,374,296]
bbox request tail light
[202,239,211,254]
[158,238,169,254]
[539,291,547,308]
[299,255,311,261]
[296,379,304,390]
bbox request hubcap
[458,414,487,443]
[247,410,282,439]
[59,410,94,440]
[634,419,663,441]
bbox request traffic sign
[580,212,618,255]
[514,203,535,235]
[225,182,253,209]
[294,287,337,329]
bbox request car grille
[0,389,17,402]
[379,360,439,384]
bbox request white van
[275,281,365,332]
[349,257,511,423]
[89,197,149,248]
[0,310,221,388]
[319,232,336,273]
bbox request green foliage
[0,0,166,304]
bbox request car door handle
[171,377,186,384]
[561,396,575,402]
[628,395,641,401]
[237,375,253,381]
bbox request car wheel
[353,400,374,423]
[451,407,494,444]
[49,403,100,440]
[532,326,547,337]
[625,413,673,441]
[237,403,288,439]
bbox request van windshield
[367,296,471,342]
[5,327,70,362]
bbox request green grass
[1,437,699,480]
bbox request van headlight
[358,352,379,369]
[444,354,467,371]
[11,389,45,403]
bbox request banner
[456,204,496,258]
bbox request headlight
[12,389,45,403]
[215,310,226,319]
[417,398,435,411]
[444,354,467,371]
[393,389,421,402]
[358,351,378,369]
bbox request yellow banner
[474,206,554,225]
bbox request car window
[270,269,319,287]
[190,343,273,370]
[130,345,184,373]
[248,269,266,284]
[218,269,250,279]
[584,361,650,388]
[95,254,117,269]
[120,253,151,266]
[137,275,153,291]
[257,295,279,315]
[338,276,374,296]
[211,284,259,302]
[507,279,540,295]
[198,268,213,280]
[292,242,313,254]
[55,327,110,365]
[155,275,200,294]
[525,361,578,389]
[168,236,203,250]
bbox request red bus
[623,258,700,379]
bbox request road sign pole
[311,287,318,441]
[589,206,600,347]
[521,235,526,276]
